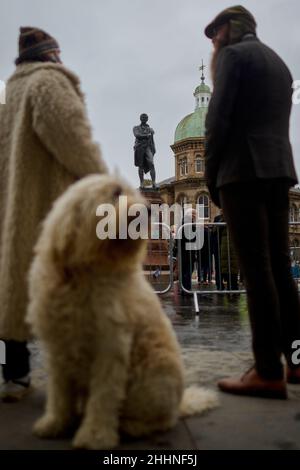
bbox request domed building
[158,65,300,258]
[159,65,220,222]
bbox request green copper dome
[174,63,211,143]
[174,107,207,143]
[194,82,211,95]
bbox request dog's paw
[33,415,68,438]
[73,426,119,450]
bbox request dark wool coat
[205,35,297,207]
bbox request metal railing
[144,221,300,311]
[288,222,300,284]
[143,222,174,294]
[176,221,300,313]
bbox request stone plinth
[139,187,170,277]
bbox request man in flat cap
[204,6,300,397]
[0,27,107,401]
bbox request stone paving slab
[1,383,300,450]
[0,388,195,450]
[1,292,300,450]
[186,391,300,450]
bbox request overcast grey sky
[1,0,300,186]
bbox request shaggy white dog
[26,175,217,449]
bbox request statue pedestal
[139,187,171,289]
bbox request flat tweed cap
[204,5,257,38]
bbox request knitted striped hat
[16,27,60,64]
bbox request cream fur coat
[0,62,107,341]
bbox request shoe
[218,367,287,399]
[1,375,31,403]
[286,366,300,384]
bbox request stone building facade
[159,70,220,224]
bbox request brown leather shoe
[287,366,300,384]
[218,367,287,399]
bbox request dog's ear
[52,226,76,266]
[52,246,76,283]
[48,198,82,265]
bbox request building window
[195,155,205,173]
[177,195,188,215]
[183,158,188,175]
[179,195,187,206]
[290,204,298,222]
[179,160,183,176]
[197,194,210,219]
[179,157,188,176]
[291,238,300,262]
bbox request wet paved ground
[164,285,253,387]
[1,287,300,450]
[166,286,251,352]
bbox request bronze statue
[133,113,157,189]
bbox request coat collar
[241,33,259,42]
[8,62,82,96]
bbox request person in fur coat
[26,174,218,449]
[0,27,107,400]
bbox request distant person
[0,27,107,401]
[211,211,223,290]
[219,213,239,291]
[204,6,300,398]
[174,209,197,293]
[197,225,212,285]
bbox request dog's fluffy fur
[27,175,218,449]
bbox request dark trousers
[181,257,193,291]
[220,179,300,380]
[213,250,223,289]
[1,341,30,381]
[223,273,239,290]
